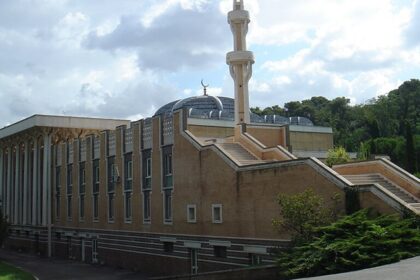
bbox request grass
[0,261,35,280]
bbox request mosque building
[0,0,419,276]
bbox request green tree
[326,146,350,167]
[273,189,339,243]
[277,209,420,279]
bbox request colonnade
[0,133,51,227]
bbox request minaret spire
[227,0,254,126]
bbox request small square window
[212,204,223,224]
[187,204,197,223]
[163,242,174,253]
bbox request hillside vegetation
[252,79,420,174]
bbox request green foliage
[276,209,420,279]
[357,142,370,160]
[250,79,420,173]
[0,210,9,247]
[326,146,350,167]
[0,262,35,280]
[273,189,339,243]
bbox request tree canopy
[251,79,420,173]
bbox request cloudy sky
[0,0,419,127]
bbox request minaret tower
[227,0,254,126]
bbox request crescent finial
[201,79,209,96]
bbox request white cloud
[0,0,418,128]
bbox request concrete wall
[289,131,333,152]
[187,125,234,139]
[246,125,287,148]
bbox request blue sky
[0,0,419,127]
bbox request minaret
[227,0,254,125]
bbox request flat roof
[0,114,130,140]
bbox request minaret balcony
[228,10,250,24]
[226,51,255,65]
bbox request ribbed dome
[153,95,313,126]
[154,95,233,117]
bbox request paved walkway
[0,249,150,280]
[296,256,420,280]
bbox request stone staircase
[218,143,266,165]
[343,174,420,208]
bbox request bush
[326,146,350,167]
[276,209,420,279]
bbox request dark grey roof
[154,95,230,117]
[153,95,314,126]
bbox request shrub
[326,146,350,167]
[276,209,420,279]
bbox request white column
[42,134,51,226]
[23,140,29,225]
[32,139,38,226]
[0,148,3,214]
[6,147,12,220]
[14,144,20,225]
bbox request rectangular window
[79,163,86,194]
[145,158,152,189]
[107,156,116,193]
[187,204,196,223]
[55,167,61,221]
[212,204,223,224]
[164,154,172,175]
[125,192,132,221]
[143,191,151,222]
[93,159,100,194]
[67,196,72,220]
[214,246,227,258]
[142,150,152,223]
[93,194,99,221]
[146,158,152,177]
[55,194,60,220]
[108,193,115,222]
[163,148,173,189]
[56,167,61,193]
[164,190,172,222]
[79,194,85,221]
[124,153,133,191]
[67,164,73,195]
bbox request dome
[153,95,314,126]
[154,95,232,117]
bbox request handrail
[379,158,420,184]
[356,183,419,215]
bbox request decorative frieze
[67,141,73,164]
[142,118,152,150]
[107,131,116,156]
[56,144,62,166]
[163,116,174,146]
[93,136,100,160]
[79,138,87,162]
[124,128,133,153]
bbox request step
[343,174,420,204]
[218,143,261,164]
